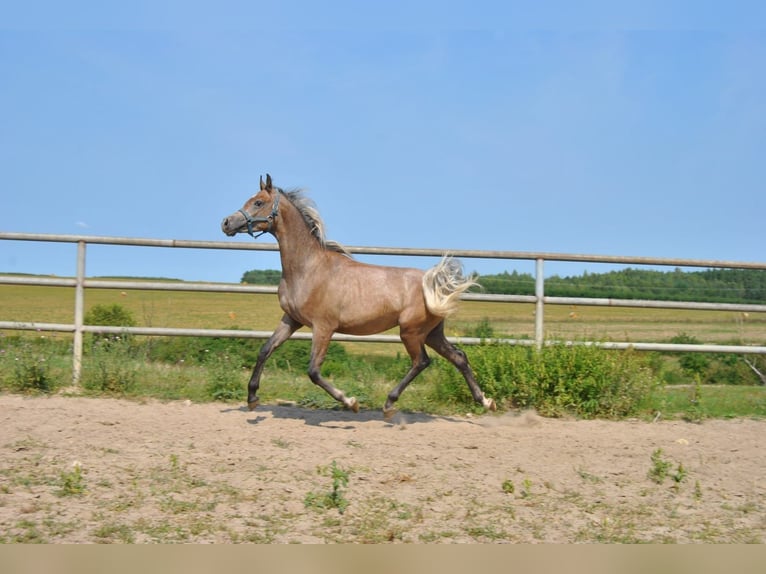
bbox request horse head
[221,174,281,238]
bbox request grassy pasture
[2,281,765,420]
[2,282,765,347]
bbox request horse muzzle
[221,213,245,236]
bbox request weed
[342,496,416,543]
[304,460,350,514]
[84,304,136,353]
[92,522,135,543]
[9,341,54,394]
[470,317,495,340]
[56,461,86,497]
[694,480,703,501]
[648,448,672,483]
[81,338,137,394]
[205,354,244,402]
[501,479,515,494]
[12,519,46,543]
[271,437,291,449]
[521,478,533,499]
[465,524,510,541]
[419,530,459,542]
[683,376,705,423]
[648,449,687,490]
[576,467,603,484]
[671,462,688,491]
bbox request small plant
[10,341,54,394]
[521,478,533,499]
[694,480,703,501]
[471,318,495,340]
[304,460,350,514]
[672,462,688,491]
[56,461,86,497]
[684,376,704,423]
[648,448,687,490]
[205,354,243,402]
[84,304,136,344]
[501,479,515,494]
[271,438,291,449]
[81,338,137,394]
[648,448,672,484]
[671,333,711,378]
[576,467,603,484]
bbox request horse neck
[273,199,326,279]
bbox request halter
[238,193,281,239]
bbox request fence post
[72,241,86,384]
[535,257,544,349]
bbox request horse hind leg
[383,335,431,420]
[426,322,496,412]
[307,328,359,412]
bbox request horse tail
[422,255,478,318]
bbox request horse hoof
[383,407,396,421]
[485,398,497,412]
[347,397,359,413]
[247,398,260,411]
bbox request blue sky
[1,3,765,283]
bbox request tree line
[476,268,766,304]
[241,267,766,304]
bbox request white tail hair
[422,255,478,318]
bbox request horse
[221,174,496,418]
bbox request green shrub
[431,342,658,418]
[271,340,348,374]
[470,318,495,340]
[84,304,136,344]
[705,352,754,385]
[81,338,137,394]
[670,333,711,377]
[8,340,55,394]
[205,353,244,402]
[660,334,762,386]
[147,332,259,368]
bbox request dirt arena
[1,394,764,543]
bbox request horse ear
[265,174,273,190]
[259,175,266,190]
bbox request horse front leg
[307,328,359,412]
[247,314,301,410]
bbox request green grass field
[3,282,765,344]
[1,281,765,419]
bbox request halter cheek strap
[239,193,281,239]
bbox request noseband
[239,193,281,239]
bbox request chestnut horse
[221,174,496,418]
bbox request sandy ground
[0,394,764,543]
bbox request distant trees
[240,267,766,304]
[472,268,766,304]
[240,269,282,285]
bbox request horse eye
[253,200,264,208]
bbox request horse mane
[280,189,352,257]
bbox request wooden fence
[1,232,765,383]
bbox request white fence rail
[2,231,766,384]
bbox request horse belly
[278,286,400,335]
[334,268,426,335]
[336,305,400,336]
